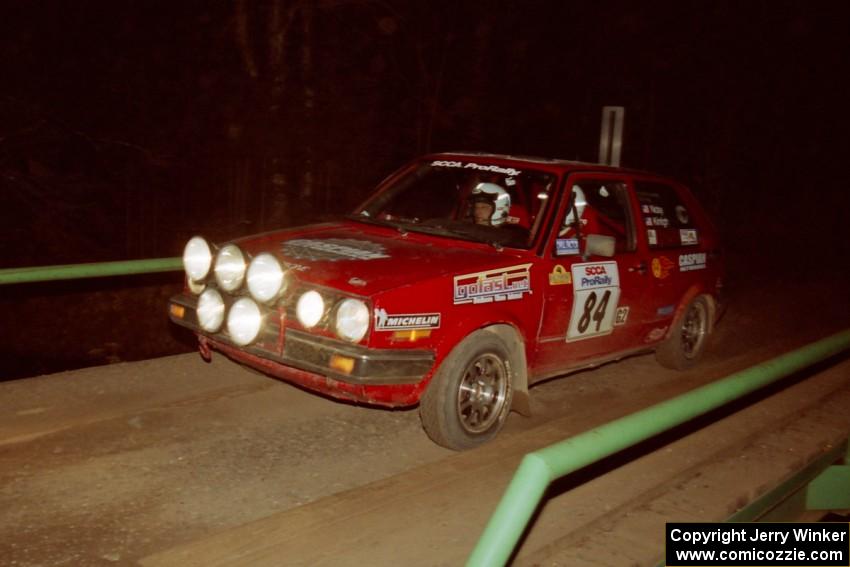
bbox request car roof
[426,151,674,181]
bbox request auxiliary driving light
[215,244,247,292]
[183,236,212,284]
[197,288,225,333]
[247,253,285,303]
[227,297,263,346]
[296,290,324,328]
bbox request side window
[559,180,635,253]
[634,181,698,249]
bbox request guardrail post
[466,453,551,567]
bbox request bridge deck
[141,358,850,567]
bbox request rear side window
[560,180,636,253]
[634,181,698,249]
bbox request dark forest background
[1,0,849,377]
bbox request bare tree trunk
[300,4,315,204]
[235,0,259,79]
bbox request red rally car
[169,153,724,450]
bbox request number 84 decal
[567,261,621,342]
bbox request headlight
[247,253,285,303]
[334,298,369,342]
[197,288,225,332]
[183,236,212,284]
[215,244,247,292]
[227,297,263,346]
[296,290,324,328]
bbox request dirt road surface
[2,271,849,566]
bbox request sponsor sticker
[679,229,699,246]
[646,326,668,342]
[549,265,572,286]
[555,238,580,256]
[374,309,441,331]
[651,256,675,279]
[647,229,657,246]
[453,264,532,304]
[430,160,522,177]
[283,238,390,261]
[675,205,690,224]
[283,261,310,272]
[657,304,675,316]
[649,205,664,215]
[567,262,622,342]
[573,261,620,290]
[615,306,629,325]
[679,252,707,272]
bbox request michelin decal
[375,309,441,331]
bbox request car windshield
[353,159,556,249]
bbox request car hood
[234,221,527,296]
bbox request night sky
[3,0,848,260]
[1,1,849,376]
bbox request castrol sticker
[567,262,621,342]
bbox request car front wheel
[419,330,514,450]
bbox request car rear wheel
[656,295,710,370]
[419,331,514,450]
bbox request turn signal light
[329,354,355,375]
[391,329,431,342]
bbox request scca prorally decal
[430,160,522,177]
[567,262,621,342]
[679,252,707,271]
[453,264,532,304]
[573,262,620,290]
[374,309,441,331]
[282,238,390,262]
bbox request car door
[533,174,656,379]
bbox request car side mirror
[584,234,615,258]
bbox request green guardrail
[467,328,850,567]
[0,258,183,285]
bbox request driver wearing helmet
[469,182,511,226]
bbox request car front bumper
[168,294,435,404]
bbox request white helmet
[565,185,587,226]
[470,182,511,226]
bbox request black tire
[419,330,514,450]
[656,295,710,370]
